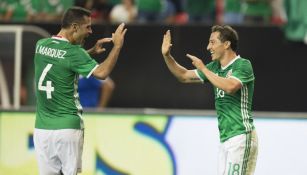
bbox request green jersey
[7,0,36,21]
[0,1,8,17]
[34,36,98,130]
[136,0,162,13]
[225,0,242,13]
[196,56,255,142]
[39,0,73,15]
[185,0,215,16]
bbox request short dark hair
[61,7,91,29]
[211,25,239,51]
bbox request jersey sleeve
[195,61,216,82]
[230,59,255,85]
[70,47,98,78]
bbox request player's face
[73,16,92,45]
[206,32,225,61]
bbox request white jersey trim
[221,55,240,70]
[86,65,98,78]
[74,74,84,129]
[241,85,252,132]
[51,36,69,42]
[194,69,204,82]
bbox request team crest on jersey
[226,69,232,78]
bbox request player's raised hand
[112,23,127,48]
[186,54,205,70]
[161,30,173,57]
[89,38,112,55]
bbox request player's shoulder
[69,47,90,60]
[235,57,252,66]
[68,46,93,66]
[233,57,254,73]
[36,38,50,45]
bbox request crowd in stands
[0,0,306,42]
[0,0,291,25]
[0,0,72,22]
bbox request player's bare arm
[161,30,202,83]
[87,38,112,55]
[187,54,242,94]
[93,23,127,80]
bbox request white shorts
[34,129,84,175]
[218,130,258,175]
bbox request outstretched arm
[186,54,242,94]
[161,30,201,83]
[92,23,127,80]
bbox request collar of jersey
[51,35,69,42]
[221,55,240,70]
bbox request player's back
[34,36,85,129]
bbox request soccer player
[161,25,258,175]
[33,7,127,175]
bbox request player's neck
[57,29,73,43]
[220,51,237,67]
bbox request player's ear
[72,23,78,32]
[224,41,231,49]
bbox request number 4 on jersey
[38,64,54,99]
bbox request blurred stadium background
[0,0,307,174]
